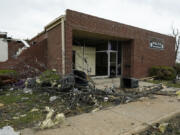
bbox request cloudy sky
[0,0,180,39]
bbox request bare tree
[172,26,180,61]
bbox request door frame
[108,50,118,77]
[96,50,118,77]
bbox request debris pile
[7,70,165,111]
[0,69,167,130]
[0,75,17,87]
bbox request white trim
[19,39,30,47]
[45,15,65,32]
[0,38,8,62]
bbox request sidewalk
[21,95,180,135]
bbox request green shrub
[174,63,180,75]
[0,70,18,76]
[39,70,61,82]
[149,66,176,80]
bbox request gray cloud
[0,0,179,39]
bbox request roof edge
[45,15,65,32]
[66,9,174,39]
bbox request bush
[0,70,18,76]
[174,63,180,75]
[39,69,61,83]
[149,66,176,80]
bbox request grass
[0,90,46,105]
[0,69,17,76]
[39,70,61,83]
[146,79,180,88]
[0,93,22,105]
[0,90,48,129]
[0,88,119,129]
[0,111,44,130]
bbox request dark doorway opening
[72,51,76,69]
[96,52,108,76]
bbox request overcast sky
[0,0,180,39]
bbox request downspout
[61,16,65,75]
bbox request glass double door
[96,51,117,77]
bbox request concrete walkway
[21,95,180,135]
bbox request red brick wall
[122,40,134,77]
[0,39,47,78]
[133,35,175,78]
[29,31,47,45]
[65,9,175,78]
[8,41,24,59]
[46,24,62,73]
[65,21,73,74]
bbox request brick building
[40,9,175,78]
[0,9,176,78]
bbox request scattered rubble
[91,108,100,113]
[1,69,178,130]
[0,126,20,135]
[23,87,33,94]
[176,90,180,100]
[140,115,180,135]
[39,107,65,129]
[158,123,169,133]
[104,97,108,102]
[49,96,58,102]
[30,108,39,112]
[21,97,29,101]
[0,103,4,107]
[0,75,17,87]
